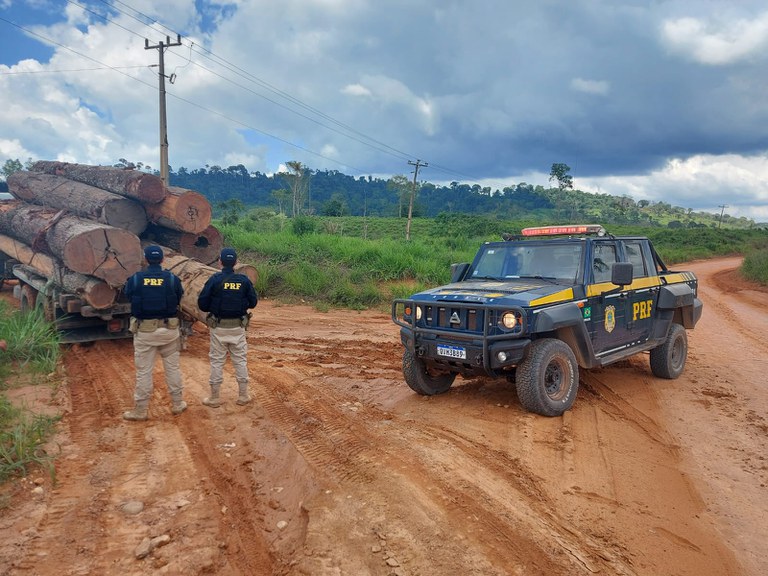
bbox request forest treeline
[1,157,761,229]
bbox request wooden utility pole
[145,35,182,185]
[718,204,727,228]
[406,159,427,241]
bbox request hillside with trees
[1,157,761,229]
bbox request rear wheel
[19,284,38,313]
[402,348,456,395]
[515,339,579,417]
[650,323,687,379]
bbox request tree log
[141,246,258,323]
[30,160,167,204]
[141,224,223,265]
[7,171,148,235]
[0,201,142,286]
[0,234,119,308]
[144,186,212,233]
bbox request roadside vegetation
[219,212,768,309]
[0,300,61,486]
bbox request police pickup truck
[392,225,703,416]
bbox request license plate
[437,345,466,359]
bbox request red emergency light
[521,224,606,237]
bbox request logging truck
[0,250,133,343]
[0,162,244,343]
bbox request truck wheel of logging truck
[0,251,135,343]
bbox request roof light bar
[521,225,606,237]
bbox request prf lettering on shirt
[224,282,242,290]
[143,278,165,286]
[633,299,653,320]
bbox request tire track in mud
[13,341,152,574]
[248,335,637,575]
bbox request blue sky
[2,0,768,221]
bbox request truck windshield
[470,243,582,283]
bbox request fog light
[497,351,508,362]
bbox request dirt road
[1,256,766,575]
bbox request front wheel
[402,349,456,395]
[649,323,687,379]
[515,339,579,417]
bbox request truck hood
[410,279,576,307]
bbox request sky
[1,1,768,222]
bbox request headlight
[500,311,517,329]
[415,306,423,320]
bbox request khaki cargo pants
[208,325,248,391]
[133,326,183,405]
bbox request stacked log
[0,201,142,286]
[144,186,212,233]
[0,234,118,309]
[0,162,235,318]
[142,223,223,265]
[7,171,148,235]
[31,160,167,204]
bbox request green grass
[0,396,59,483]
[0,300,62,484]
[0,301,60,374]
[741,240,768,284]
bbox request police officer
[198,247,258,407]
[123,245,186,421]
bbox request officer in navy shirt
[198,247,258,407]
[123,245,186,420]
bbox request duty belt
[133,317,180,332]
[216,317,243,328]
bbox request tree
[322,193,348,216]
[283,161,310,217]
[271,188,292,215]
[1,158,23,181]
[387,175,410,217]
[218,199,245,225]
[549,163,573,191]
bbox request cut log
[144,186,212,233]
[7,171,148,235]
[30,160,167,204]
[0,234,119,308]
[141,224,223,264]
[140,245,258,323]
[0,200,142,286]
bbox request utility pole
[406,159,428,241]
[145,34,182,185]
[718,204,728,228]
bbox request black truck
[392,224,703,416]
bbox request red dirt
[0,256,766,575]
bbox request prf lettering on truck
[633,299,653,320]
[224,282,242,290]
[143,278,164,286]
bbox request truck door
[621,239,660,346]
[586,240,636,356]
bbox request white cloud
[661,12,768,65]
[570,78,610,95]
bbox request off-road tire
[650,323,687,379]
[515,339,579,417]
[403,348,456,395]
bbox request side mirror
[450,262,470,283]
[611,262,633,286]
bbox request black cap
[220,247,237,266]
[144,245,163,264]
